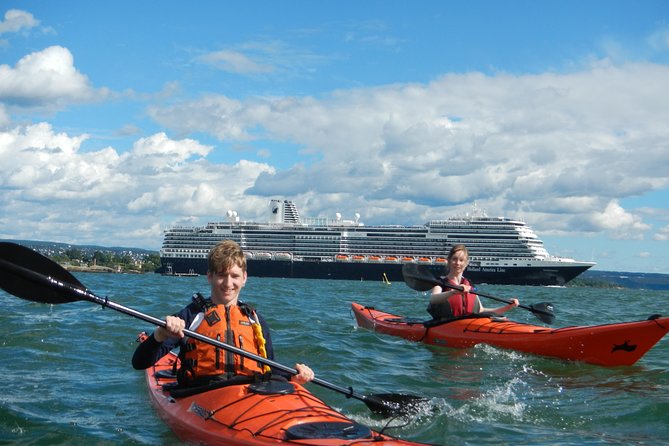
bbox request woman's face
[448,250,469,275]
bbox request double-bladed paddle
[0,242,424,417]
[402,263,556,324]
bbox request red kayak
[351,302,669,366]
[143,339,431,446]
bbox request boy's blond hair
[208,240,247,274]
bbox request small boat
[162,266,199,277]
[382,272,391,285]
[385,256,399,263]
[144,344,429,446]
[255,252,272,260]
[368,255,383,262]
[435,258,447,264]
[401,257,415,263]
[352,255,366,262]
[351,302,669,367]
[417,257,432,264]
[174,269,198,277]
[335,254,350,261]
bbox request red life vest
[178,303,266,385]
[445,277,478,317]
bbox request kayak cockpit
[285,421,372,440]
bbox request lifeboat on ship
[351,255,366,262]
[417,257,432,264]
[368,255,382,262]
[255,252,272,260]
[384,256,399,263]
[401,257,415,263]
[335,254,350,262]
[435,257,447,264]
[273,252,293,261]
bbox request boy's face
[207,263,247,306]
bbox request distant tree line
[48,247,161,273]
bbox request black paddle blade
[402,263,440,292]
[529,302,555,324]
[363,393,429,417]
[0,242,85,304]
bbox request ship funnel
[269,199,282,223]
[267,199,301,224]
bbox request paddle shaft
[401,263,554,324]
[437,280,547,316]
[0,258,378,407]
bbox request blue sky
[1,1,668,273]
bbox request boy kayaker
[132,239,314,387]
[427,244,519,320]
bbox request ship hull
[157,257,590,285]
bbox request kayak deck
[351,302,669,367]
[144,343,429,446]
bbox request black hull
[158,258,591,286]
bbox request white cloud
[0,46,107,109]
[586,200,652,239]
[195,40,329,78]
[126,132,212,168]
[148,61,669,238]
[147,96,251,140]
[196,50,274,74]
[0,123,275,247]
[0,104,9,126]
[647,27,669,52]
[0,9,38,34]
[1,55,668,261]
[655,225,669,241]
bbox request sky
[1,1,668,273]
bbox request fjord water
[1,272,668,446]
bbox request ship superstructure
[159,199,594,285]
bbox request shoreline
[62,264,144,274]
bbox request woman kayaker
[132,239,315,387]
[427,244,519,320]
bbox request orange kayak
[144,346,430,446]
[351,302,669,367]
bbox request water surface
[1,273,668,445]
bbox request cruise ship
[157,199,595,285]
